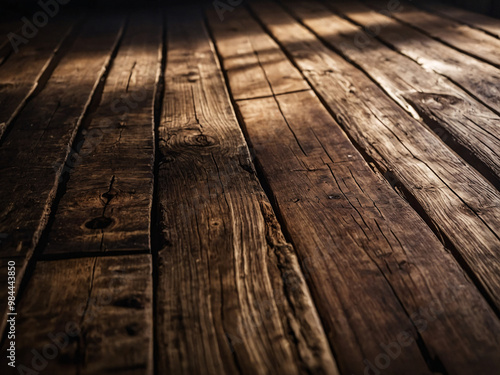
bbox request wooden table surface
[1,1,500,374]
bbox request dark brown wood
[0,18,76,140]
[422,2,500,38]
[1,255,153,374]
[1,6,500,375]
[282,0,500,187]
[329,0,500,117]
[156,7,338,375]
[250,0,500,320]
[43,13,162,255]
[379,1,500,68]
[209,7,500,375]
[0,15,125,334]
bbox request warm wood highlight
[423,2,500,38]
[384,0,500,67]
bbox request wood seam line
[38,249,151,261]
[151,7,168,375]
[234,88,312,103]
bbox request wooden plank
[422,2,500,39]
[249,0,500,320]
[208,9,308,100]
[0,17,76,140]
[325,0,500,117]
[0,15,125,334]
[373,1,500,68]
[156,7,338,375]
[43,13,162,255]
[282,1,500,188]
[209,7,500,375]
[1,255,153,374]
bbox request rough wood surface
[331,0,500,116]
[0,15,124,334]
[382,1,500,68]
[155,7,337,375]
[283,0,500,187]
[1,255,153,374]
[1,5,500,375]
[43,13,161,255]
[422,1,500,38]
[0,17,76,140]
[210,7,500,375]
[250,0,500,316]
[208,9,308,101]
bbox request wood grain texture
[0,17,76,140]
[43,13,162,255]
[1,255,153,374]
[156,7,337,375]
[2,6,500,375]
[422,1,500,38]
[0,15,125,334]
[283,0,500,187]
[208,8,308,101]
[381,1,500,68]
[250,0,500,318]
[331,0,500,117]
[209,7,500,374]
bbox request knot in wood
[165,128,218,152]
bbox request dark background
[0,0,499,19]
